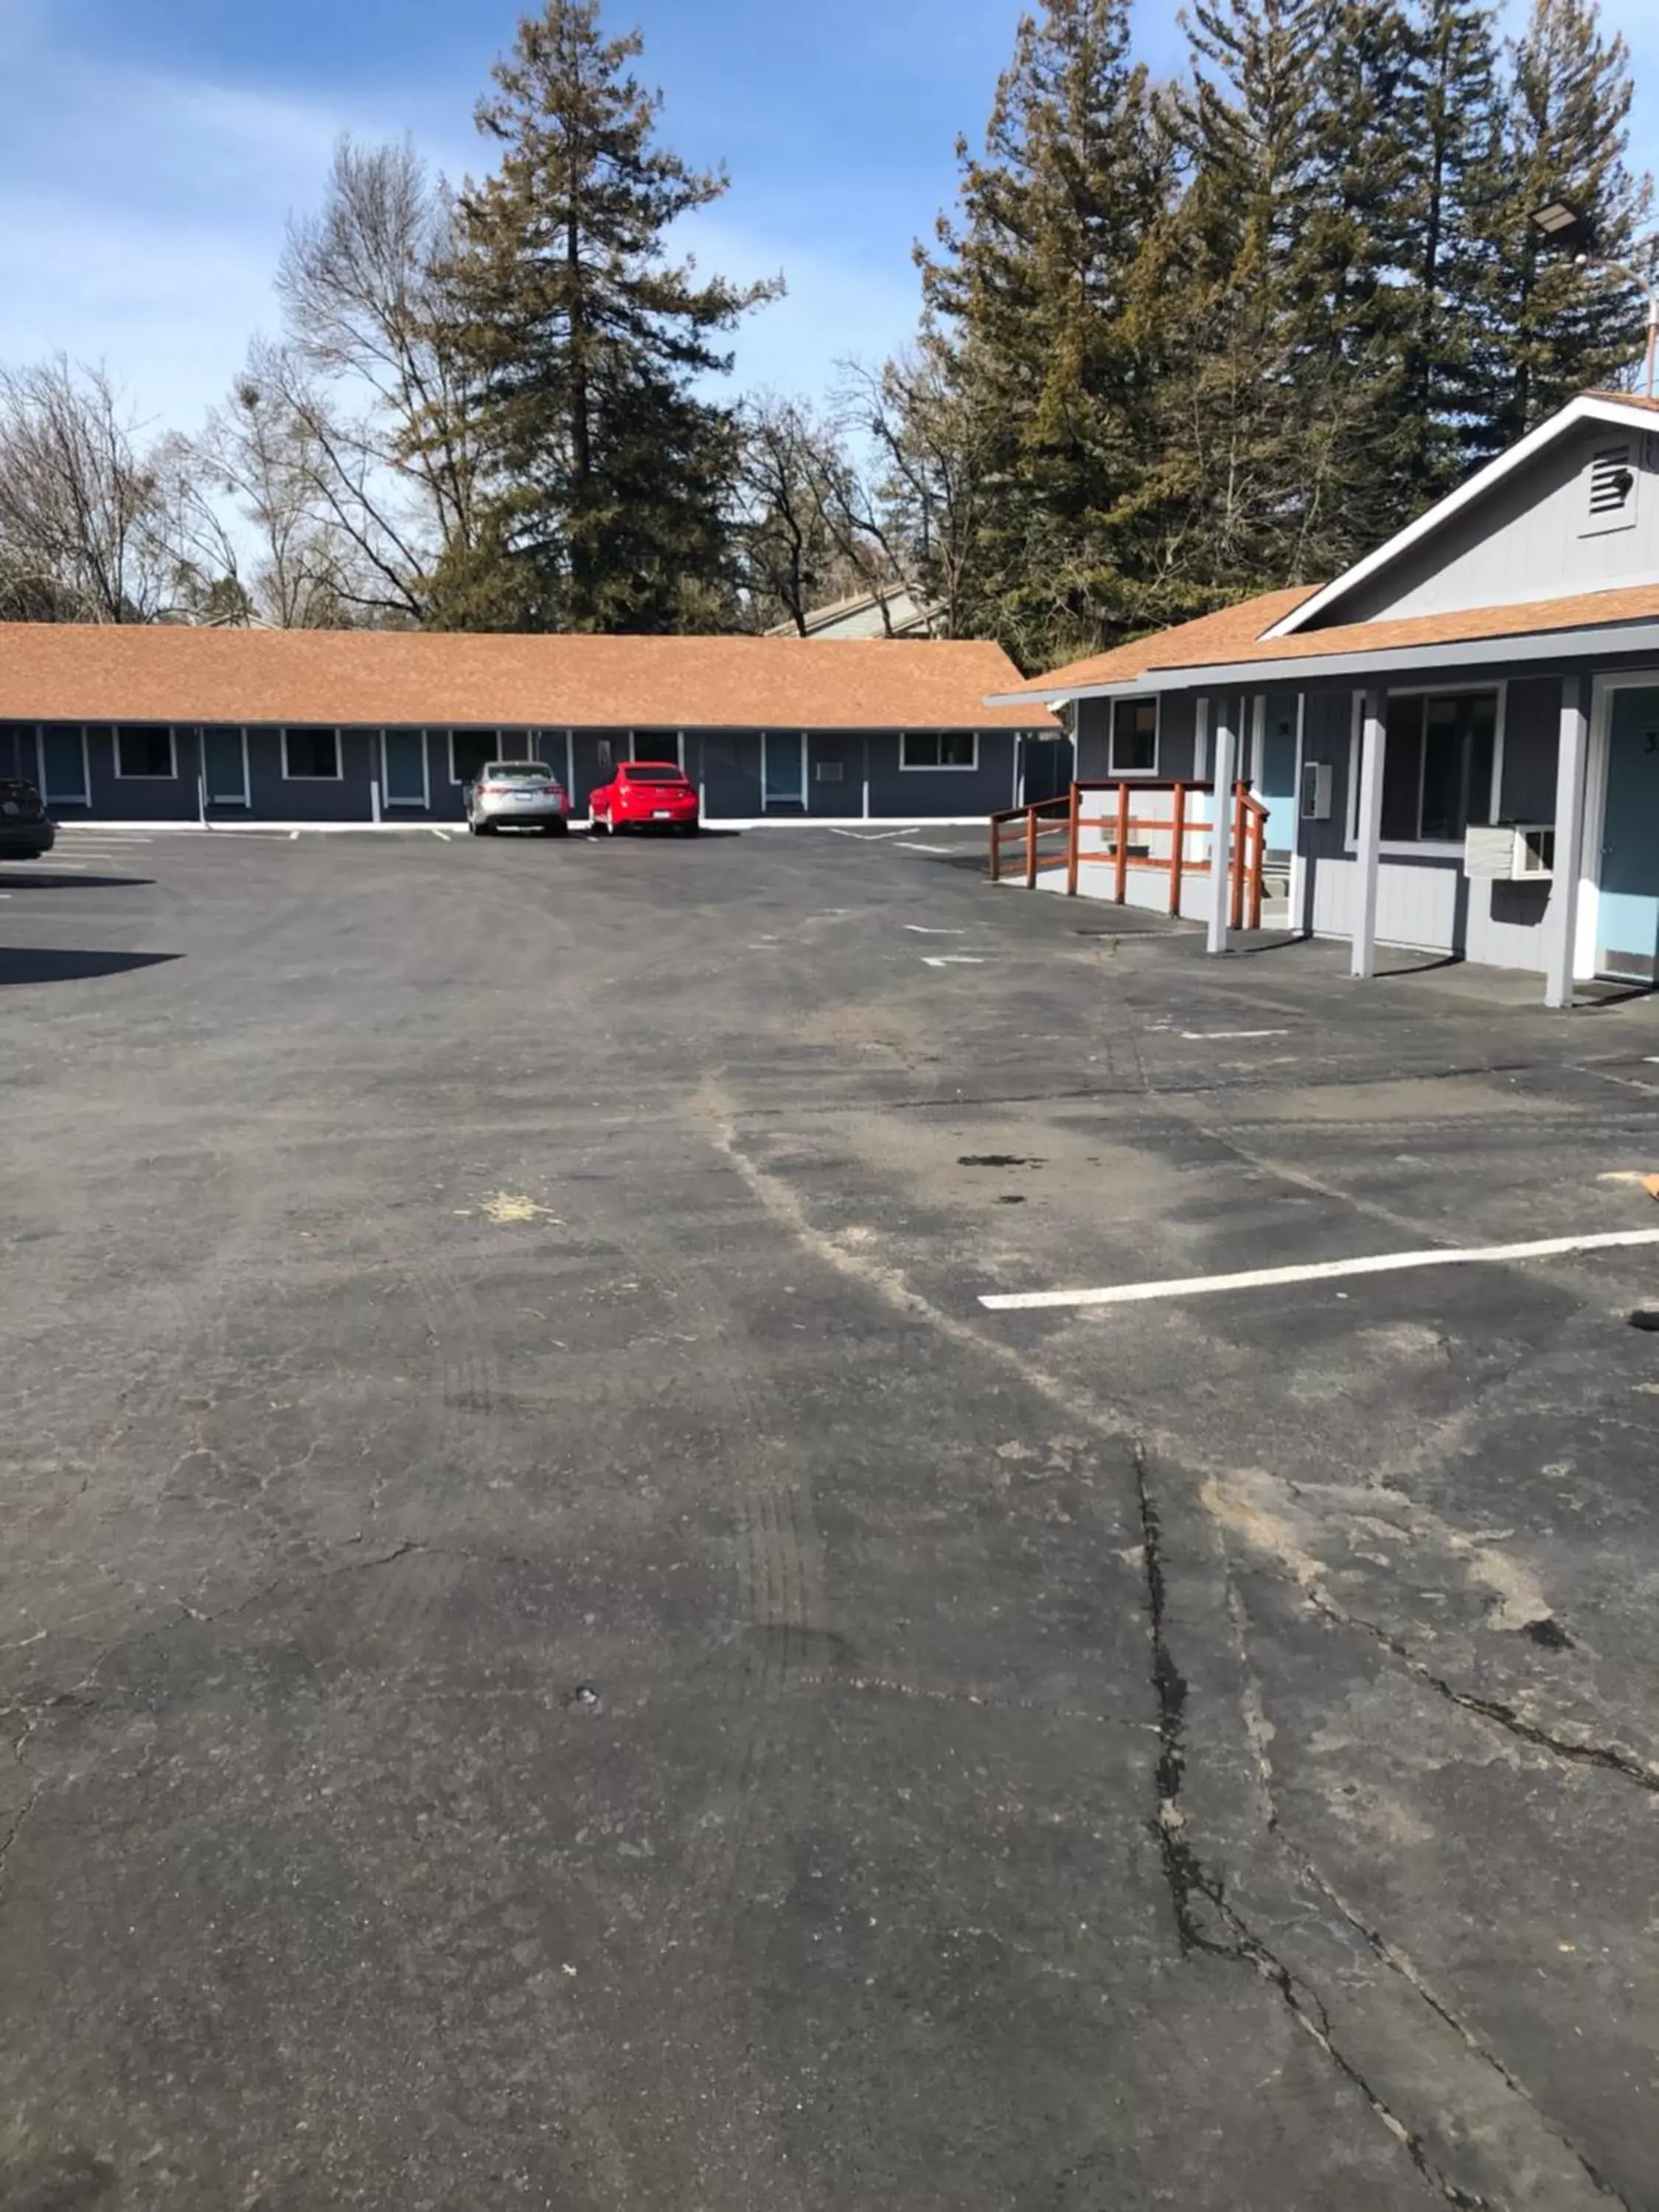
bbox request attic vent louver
[1584,440,1638,534]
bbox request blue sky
[1,0,1654,442]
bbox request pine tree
[918,0,1175,666]
[1475,0,1651,455]
[435,0,781,632]
[1393,0,1508,497]
[1147,0,1339,597]
[1290,0,1424,565]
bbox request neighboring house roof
[1265,390,1659,639]
[993,579,1659,701]
[0,625,1057,731]
[765,587,942,639]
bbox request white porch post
[1288,692,1309,935]
[1206,696,1236,955]
[1543,674,1590,1010]
[1351,688,1387,978]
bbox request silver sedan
[465,761,571,836]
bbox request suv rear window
[487,762,554,780]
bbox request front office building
[0,629,1060,829]
[992,390,1659,1004]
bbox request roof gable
[1267,393,1659,638]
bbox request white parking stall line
[1180,1029,1290,1041]
[979,1228,1659,1314]
[921,954,986,968]
[898,843,956,856]
[431,827,453,841]
[905,925,966,936]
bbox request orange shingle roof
[1190,579,1659,669]
[1007,588,1321,695]
[0,625,1056,731]
[1012,579,1659,694]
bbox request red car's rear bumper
[616,801,698,824]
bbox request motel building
[0,632,1062,833]
[990,390,1659,1008]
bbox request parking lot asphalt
[4,821,1659,2211]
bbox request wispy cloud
[0,18,414,433]
[1,0,1652,452]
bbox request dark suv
[0,779,55,861]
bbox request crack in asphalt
[1221,1580,1635,2209]
[4,1539,557,1734]
[1295,1580,1659,1794]
[0,1715,45,1899]
[1131,1441,1217,1958]
[1134,1441,1512,2211]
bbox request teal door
[383,728,426,807]
[1599,686,1659,981]
[1258,707,1298,860]
[40,728,87,805]
[203,726,246,804]
[762,732,803,809]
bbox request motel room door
[1599,684,1659,982]
[762,731,805,811]
[202,726,248,807]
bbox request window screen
[1110,699,1157,775]
[115,726,174,778]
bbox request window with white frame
[1352,689,1499,846]
[449,731,495,786]
[1110,698,1158,775]
[283,728,341,780]
[900,731,977,770]
[115,725,175,779]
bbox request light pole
[1531,198,1658,399]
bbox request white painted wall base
[1309,854,1553,973]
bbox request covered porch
[992,634,1659,1008]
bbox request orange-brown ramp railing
[988,779,1266,927]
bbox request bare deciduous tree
[734,391,915,634]
[275,136,482,587]
[734,394,841,633]
[0,358,187,621]
[835,348,987,639]
[199,365,365,626]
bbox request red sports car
[588,761,700,835]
